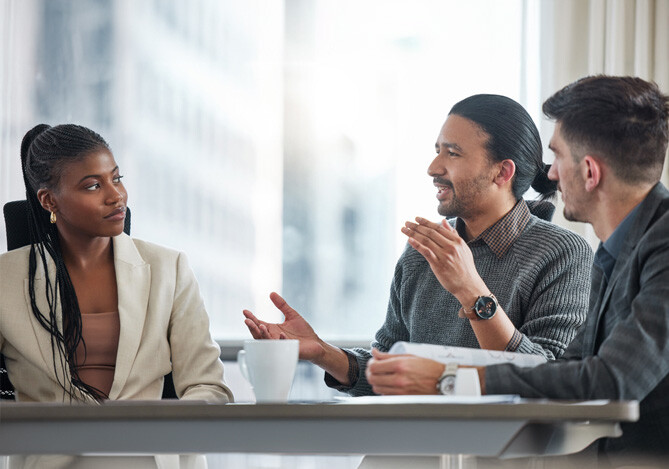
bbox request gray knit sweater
[333,210,594,396]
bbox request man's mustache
[433,178,453,188]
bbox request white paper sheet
[334,395,521,404]
[389,341,546,368]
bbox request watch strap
[436,362,458,395]
[458,305,480,321]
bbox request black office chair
[2,200,177,400]
[0,355,12,401]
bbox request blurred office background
[1,0,667,390]
[1,1,667,466]
[0,0,534,341]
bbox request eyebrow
[435,141,464,153]
[77,166,119,184]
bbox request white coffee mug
[454,368,482,396]
[237,339,299,403]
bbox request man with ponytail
[244,94,594,397]
[0,124,232,404]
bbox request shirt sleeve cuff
[504,329,523,352]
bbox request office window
[0,0,539,342]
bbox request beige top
[75,311,120,397]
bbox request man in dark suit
[483,76,669,463]
[366,75,669,464]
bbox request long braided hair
[21,124,112,402]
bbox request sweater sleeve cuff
[324,349,359,391]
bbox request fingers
[402,227,444,261]
[367,351,410,374]
[366,355,412,396]
[368,378,406,395]
[441,219,456,232]
[243,311,272,339]
[371,348,391,359]
[402,217,461,254]
[269,292,301,320]
[408,217,460,239]
[371,349,411,360]
[242,309,262,324]
[405,236,439,265]
[244,318,264,339]
[414,217,461,240]
[242,309,280,339]
[242,309,270,330]
[258,323,276,339]
[402,222,447,250]
[367,355,445,395]
[402,217,471,273]
[414,216,444,231]
[244,318,274,339]
[242,309,264,328]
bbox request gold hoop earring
[50,212,57,224]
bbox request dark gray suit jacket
[486,182,669,458]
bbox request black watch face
[475,296,497,319]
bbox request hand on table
[365,349,445,395]
[243,292,325,361]
[401,217,487,302]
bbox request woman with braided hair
[0,123,232,467]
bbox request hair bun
[531,163,557,200]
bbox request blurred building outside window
[0,0,541,347]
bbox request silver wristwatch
[437,362,458,395]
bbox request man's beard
[436,173,489,219]
[559,176,589,223]
[437,196,466,218]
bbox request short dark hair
[449,94,555,200]
[543,75,669,183]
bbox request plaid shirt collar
[454,199,531,258]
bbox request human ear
[36,188,57,213]
[493,159,516,186]
[582,155,601,192]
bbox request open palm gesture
[243,292,325,361]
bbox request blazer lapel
[108,234,151,400]
[590,258,626,349]
[590,184,668,349]
[582,264,606,356]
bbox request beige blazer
[0,233,232,403]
